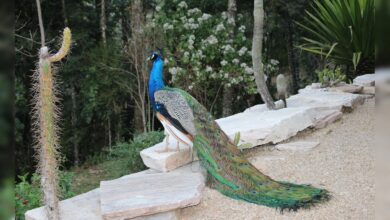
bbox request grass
[70,131,164,195]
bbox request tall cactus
[32,27,71,220]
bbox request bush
[316,67,346,87]
[15,171,75,220]
[109,131,165,173]
[298,0,374,77]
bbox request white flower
[205,35,218,45]
[201,13,211,21]
[270,59,279,65]
[206,66,213,72]
[238,47,248,56]
[164,58,169,64]
[188,85,193,90]
[184,51,190,57]
[222,44,234,54]
[163,23,174,31]
[216,23,225,32]
[180,16,187,23]
[227,18,235,25]
[155,5,162,11]
[224,73,229,78]
[221,60,228,66]
[242,36,246,41]
[221,12,227,19]
[169,67,181,75]
[189,34,195,40]
[238,25,246,32]
[238,76,244,81]
[240,63,247,68]
[244,67,254,74]
[232,58,240,64]
[188,18,195,23]
[178,1,188,9]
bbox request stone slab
[100,163,205,220]
[330,84,363,93]
[276,141,320,152]
[140,137,196,172]
[361,86,375,95]
[25,189,102,220]
[353,74,375,86]
[312,110,343,129]
[25,176,180,220]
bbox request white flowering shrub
[153,1,258,95]
[150,0,280,111]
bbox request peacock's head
[147,48,163,62]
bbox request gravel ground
[180,98,374,220]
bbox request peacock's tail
[188,94,329,210]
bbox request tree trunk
[252,0,275,110]
[286,18,298,93]
[130,0,149,133]
[222,0,237,117]
[100,0,107,45]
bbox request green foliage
[316,67,346,87]
[71,131,165,195]
[298,0,374,75]
[0,179,14,220]
[15,172,75,220]
[152,0,274,112]
[108,131,165,172]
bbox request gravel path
[180,98,374,220]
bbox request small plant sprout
[32,27,72,220]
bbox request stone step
[353,73,375,86]
[99,163,206,220]
[141,90,363,172]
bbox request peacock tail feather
[160,88,329,211]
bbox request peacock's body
[148,52,329,210]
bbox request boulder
[275,141,320,152]
[353,74,375,86]
[99,163,206,220]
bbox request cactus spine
[32,27,71,220]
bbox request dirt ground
[180,98,374,220]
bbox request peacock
[147,51,329,210]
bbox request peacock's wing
[154,88,197,137]
[156,87,329,210]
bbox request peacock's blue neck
[148,57,165,110]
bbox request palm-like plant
[297,0,374,77]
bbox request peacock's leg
[176,140,180,151]
[165,133,170,151]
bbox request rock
[140,137,196,172]
[25,175,181,220]
[353,74,375,86]
[275,141,320,152]
[330,84,363,93]
[361,86,375,95]
[312,110,343,129]
[99,163,206,220]
[218,107,314,146]
[25,189,102,220]
[311,83,322,89]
